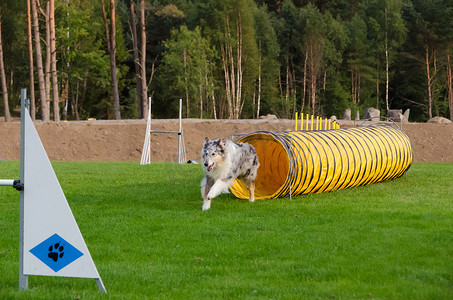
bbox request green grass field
[1,161,452,299]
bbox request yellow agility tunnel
[230,124,413,200]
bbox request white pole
[0,179,15,186]
[148,96,151,163]
[178,98,183,164]
[140,96,152,165]
[19,88,28,290]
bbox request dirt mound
[0,118,452,163]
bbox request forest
[0,0,452,122]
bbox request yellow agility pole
[316,116,319,130]
[300,113,304,130]
[306,114,309,131]
[295,112,298,131]
[311,115,314,130]
[230,124,413,200]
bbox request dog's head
[201,137,226,172]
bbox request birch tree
[254,5,279,118]
[220,0,258,119]
[26,0,36,120]
[274,0,298,117]
[298,4,326,114]
[129,0,142,118]
[49,0,59,121]
[448,53,453,120]
[367,0,406,111]
[31,0,50,121]
[0,13,10,122]
[101,0,121,120]
[160,26,216,118]
[129,0,147,119]
[139,0,147,119]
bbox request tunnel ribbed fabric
[230,124,413,199]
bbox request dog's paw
[201,200,211,211]
[202,200,211,211]
[249,198,255,203]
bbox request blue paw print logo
[30,234,84,272]
[48,242,64,262]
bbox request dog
[200,137,260,211]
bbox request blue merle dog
[200,137,259,211]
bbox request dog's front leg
[206,179,231,203]
[240,178,256,202]
[249,181,256,202]
[201,177,214,211]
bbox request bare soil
[0,118,452,163]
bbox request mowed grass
[0,161,452,299]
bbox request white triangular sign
[21,108,106,292]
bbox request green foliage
[0,161,452,298]
[158,25,217,118]
[254,4,280,116]
[1,0,453,121]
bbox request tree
[273,0,298,117]
[448,50,453,120]
[220,0,258,119]
[346,14,376,109]
[159,25,216,118]
[321,11,349,117]
[298,4,326,114]
[129,0,142,117]
[367,0,406,111]
[138,0,148,119]
[49,0,59,121]
[402,0,453,120]
[0,13,10,122]
[101,0,121,120]
[26,0,36,120]
[254,4,280,118]
[31,0,50,121]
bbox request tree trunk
[291,59,296,116]
[49,0,59,121]
[221,44,233,119]
[0,15,10,122]
[139,0,147,119]
[109,0,121,120]
[425,44,436,120]
[62,0,70,121]
[71,79,80,120]
[26,0,36,120]
[285,58,289,104]
[235,12,243,119]
[358,71,361,104]
[199,70,203,119]
[229,32,236,117]
[257,43,261,118]
[31,0,50,121]
[448,54,453,121]
[384,7,390,111]
[208,74,217,119]
[129,0,142,118]
[183,47,189,117]
[101,0,121,120]
[309,42,316,114]
[302,50,307,112]
[376,61,380,109]
[45,2,51,113]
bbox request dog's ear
[219,139,226,148]
[204,137,209,144]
